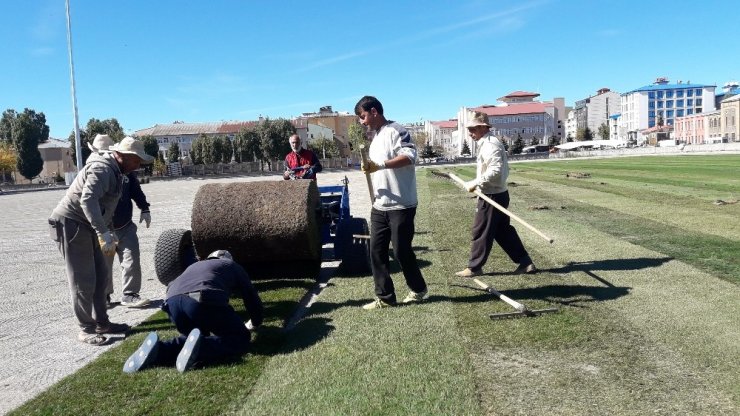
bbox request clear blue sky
[3,0,738,139]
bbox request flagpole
[65,0,83,169]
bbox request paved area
[0,168,372,415]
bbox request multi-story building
[573,88,621,135]
[296,106,356,157]
[720,93,740,142]
[134,121,255,160]
[619,77,716,144]
[564,110,577,141]
[673,112,708,144]
[706,110,723,143]
[456,91,565,153]
[424,119,457,155]
[714,81,739,108]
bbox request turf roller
[190,180,321,279]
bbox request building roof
[431,120,458,129]
[500,90,540,99]
[38,138,70,148]
[473,102,548,116]
[641,125,673,133]
[624,82,715,94]
[134,120,269,137]
[721,93,740,103]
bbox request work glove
[139,211,151,228]
[98,231,118,256]
[361,159,384,174]
[139,211,152,228]
[245,320,258,331]
[464,180,479,192]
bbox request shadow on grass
[545,256,673,274]
[447,283,631,308]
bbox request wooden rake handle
[359,145,375,203]
[448,173,554,244]
[473,278,527,312]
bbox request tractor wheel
[336,217,371,275]
[154,228,198,285]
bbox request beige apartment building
[296,106,356,157]
[720,94,739,142]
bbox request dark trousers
[157,294,251,366]
[370,207,426,304]
[468,191,530,271]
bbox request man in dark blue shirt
[123,250,264,373]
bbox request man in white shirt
[355,96,428,309]
[455,110,537,278]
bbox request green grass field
[13,155,739,415]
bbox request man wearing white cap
[49,135,154,345]
[455,111,537,278]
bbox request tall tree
[461,140,471,156]
[12,112,44,180]
[309,134,340,159]
[511,134,525,155]
[234,126,262,163]
[548,134,559,146]
[206,136,224,165]
[167,141,181,163]
[597,123,610,140]
[584,127,594,141]
[258,118,294,169]
[0,109,16,143]
[0,141,17,182]
[190,135,206,165]
[140,135,159,175]
[346,121,367,157]
[69,117,125,166]
[221,136,233,163]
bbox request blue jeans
[157,294,251,366]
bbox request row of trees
[0,108,48,181]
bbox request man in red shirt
[283,134,322,180]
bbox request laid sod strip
[503,176,740,285]
[10,278,314,416]
[236,175,482,415]
[425,169,740,414]
[511,155,740,194]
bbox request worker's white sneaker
[362,298,394,310]
[402,289,428,304]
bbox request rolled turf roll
[191,180,321,278]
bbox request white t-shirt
[473,132,509,194]
[368,121,418,210]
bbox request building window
[666,90,674,98]
[666,100,673,108]
[687,109,693,115]
[649,110,655,117]
[649,101,655,108]
[676,99,684,107]
[648,118,655,128]
[696,108,702,114]
[677,109,684,117]
[687,99,693,107]
[687,89,693,97]
[657,101,664,109]
[696,98,702,106]
[657,91,664,99]
[667,110,674,118]
[648,91,655,99]
[695,89,702,96]
[676,90,684,98]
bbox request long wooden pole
[448,173,554,244]
[359,145,374,203]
